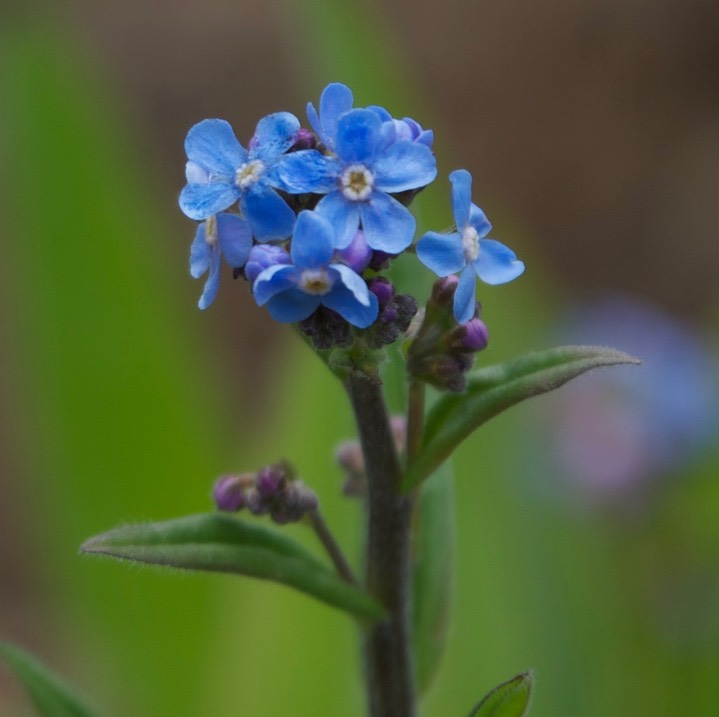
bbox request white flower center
[341,164,374,201]
[204,214,219,247]
[462,226,480,263]
[235,159,265,189]
[299,269,333,295]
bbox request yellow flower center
[299,269,332,295]
[235,160,265,189]
[341,164,374,201]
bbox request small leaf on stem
[403,345,640,490]
[467,671,534,717]
[81,513,385,621]
[0,641,101,717]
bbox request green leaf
[412,462,455,694]
[404,346,640,491]
[0,642,100,717]
[468,671,534,717]
[80,513,385,621]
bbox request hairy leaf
[81,513,384,621]
[404,346,640,490]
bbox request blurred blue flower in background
[542,295,719,504]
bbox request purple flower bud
[367,277,395,307]
[245,244,291,283]
[368,250,396,271]
[335,440,365,476]
[256,464,287,499]
[245,487,269,515]
[271,481,318,524]
[430,275,459,308]
[289,127,317,151]
[213,473,254,512]
[460,318,489,351]
[334,230,372,272]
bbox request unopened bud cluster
[407,276,489,392]
[336,416,407,496]
[213,462,318,524]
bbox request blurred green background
[1,1,718,715]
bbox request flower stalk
[346,371,416,717]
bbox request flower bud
[335,230,372,272]
[213,473,254,512]
[270,481,318,524]
[245,244,291,283]
[367,277,395,307]
[457,317,489,352]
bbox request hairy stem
[346,371,416,717]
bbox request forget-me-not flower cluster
[179,82,525,364]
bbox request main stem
[346,371,416,717]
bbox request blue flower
[416,169,525,323]
[190,213,253,310]
[367,105,434,148]
[306,82,354,150]
[278,109,437,253]
[179,113,299,241]
[252,210,379,327]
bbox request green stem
[406,380,425,467]
[345,371,416,717]
[308,509,359,586]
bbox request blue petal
[291,210,335,268]
[468,203,492,238]
[453,265,477,324]
[198,245,222,310]
[241,184,295,241]
[253,264,298,305]
[474,238,525,285]
[335,109,383,164]
[359,191,416,253]
[449,169,472,229]
[373,141,437,193]
[331,264,372,306]
[416,230,465,276]
[323,283,379,328]
[190,223,210,278]
[277,151,338,193]
[216,213,252,267]
[185,119,246,176]
[315,192,361,249]
[179,182,239,221]
[315,83,354,147]
[266,288,321,323]
[367,105,392,121]
[249,112,300,162]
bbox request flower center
[341,164,374,201]
[235,160,265,189]
[299,269,333,295]
[462,226,480,263]
[204,214,219,247]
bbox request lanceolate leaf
[0,642,100,717]
[412,462,455,694]
[81,514,385,621]
[467,671,534,717]
[404,346,640,491]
